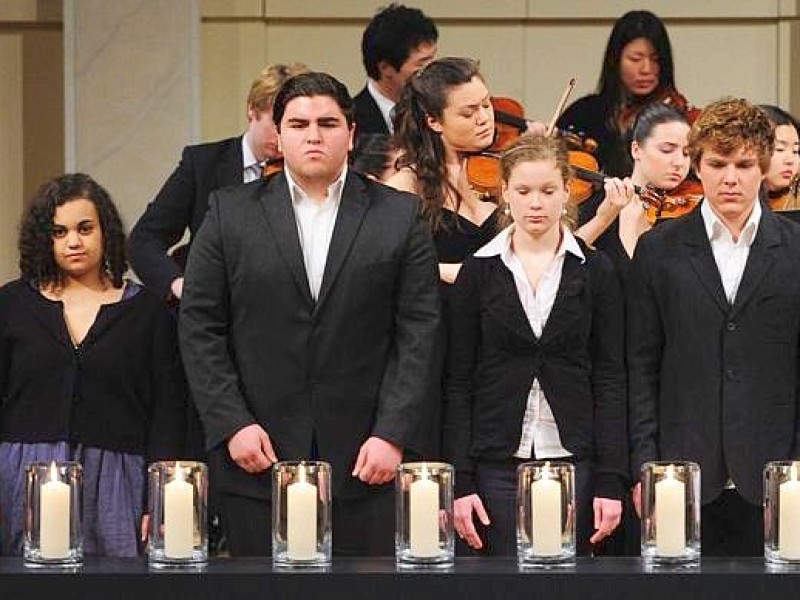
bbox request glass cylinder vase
[395,462,454,568]
[272,461,332,567]
[640,461,700,566]
[764,460,800,565]
[23,461,83,567]
[148,461,208,568]
[517,461,575,567]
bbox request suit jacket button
[725,369,735,380]
[726,321,737,331]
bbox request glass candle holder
[764,460,800,565]
[395,462,454,568]
[24,461,83,567]
[517,461,575,567]
[148,461,208,568]
[272,461,332,567]
[640,461,701,566]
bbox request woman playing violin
[386,57,501,285]
[577,103,691,282]
[758,105,800,212]
[557,10,690,178]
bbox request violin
[643,178,702,223]
[618,86,701,133]
[262,156,284,178]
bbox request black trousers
[220,485,395,557]
[469,458,595,556]
[701,489,763,556]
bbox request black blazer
[178,171,442,500]
[627,206,800,505]
[128,136,244,298]
[353,86,390,138]
[442,239,627,499]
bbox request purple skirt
[0,442,145,557]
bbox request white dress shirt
[284,166,347,301]
[241,131,263,183]
[474,225,586,459]
[700,199,761,304]
[366,79,396,134]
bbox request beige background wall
[0,0,799,282]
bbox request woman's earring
[504,203,511,216]
[562,204,568,215]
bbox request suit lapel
[731,209,780,317]
[217,137,244,186]
[489,261,537,343]
[314,173,369,313]
[259,174,314,307]
[683,208,730,314]
[540,252,584,343]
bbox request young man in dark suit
[128,63,307,301]
[628,98,800,555]
[353,3,437,138]
[179,72,442,556]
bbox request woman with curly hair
[0,173,186,556]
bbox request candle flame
[666,464,675,479]
[298,463,307,484]
[421,463,430,480]
[542,461,551,479]
[49,461,59,483]
[792,462,798,483]
[174,460,185,482]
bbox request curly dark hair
[18,173,128,288]
[393,57,483,232]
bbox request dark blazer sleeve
[129,145,199,298]
[146,304,188,461]
[588,250,628,499]
[178,190,258,450]
[442,258,482,498]
[370,208,442,452]
[626,233,665,480]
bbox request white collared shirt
[700,199,761,304]
[241,131,263,183]
[475,225,586,459]
[366,79,396,134]
[284,166,347,301]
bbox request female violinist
[577,103,691,282]
[557,10,691,178]
[386,57,501,285]
[758,105,800,212]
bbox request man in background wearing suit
[179,72,442,556]
[128,62,307,301]
[627,98,800,555]
[353,3,437,138]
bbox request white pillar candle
[779,463,800,559]
[40,461,70,559]
[409,466,440,557]
[531,463,562,556]
[655,464,686,557]
[164,462,194,558]
[287,464,317,560]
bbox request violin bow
[545,77,577,137]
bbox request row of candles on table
[21,459,800,568]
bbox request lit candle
[164,462,194,558]
[409,465,440,557]
[531,462,562,556]
[655,464,685,557]
[40,461,70,559]
[287,464,317,560]
[779,463,800,559]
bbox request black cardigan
[442,241,627,499]
[0,280,186,461]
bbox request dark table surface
[2,556,799,599]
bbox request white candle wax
[531,464,562,556]
[779,463,800,560]
[409,468,440,557]
[164,462,194,558]
[287,465,317,560]
[655,465,686,557]
[40,462,70,559]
